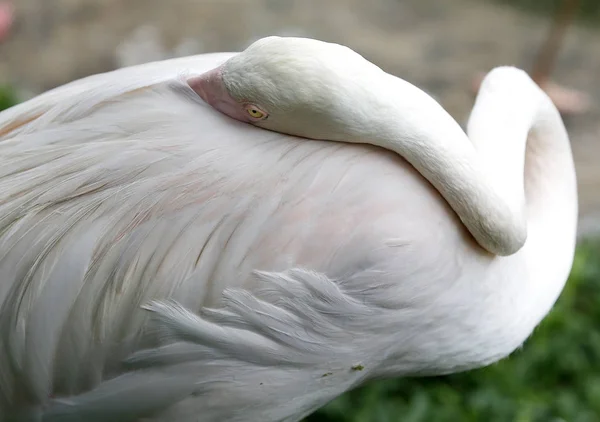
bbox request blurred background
[0,0,599,420]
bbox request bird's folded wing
[0,74,297,417]
[0,52,238,142]
[38,268,378,421]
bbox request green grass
[0,85,17,112]
[307,240,600,421]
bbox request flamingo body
[0,42,577,421]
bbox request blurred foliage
[494,0,600,25]
[307,240,600,422]
[0,85,17,112]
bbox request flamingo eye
[245,104,268,120]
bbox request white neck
[467,67,578,324]
[467,68,578,225]
[342,67,577,256]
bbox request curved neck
[347,70,537,256]
[467,68,578,230]
[468,67,578,314]
[339,67,577,256]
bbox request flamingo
[0,2,12,43]
[0,36,577,421]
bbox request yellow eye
[248,108,263,118]
[245,105,267,119]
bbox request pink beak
[188,65,252,123]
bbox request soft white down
[0,36,578,422]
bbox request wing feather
[41,269,380,422]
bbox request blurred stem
[530,0,580,85]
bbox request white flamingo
[0,36,577,422]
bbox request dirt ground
[1,0,599,236]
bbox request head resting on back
[189,36,387,141]
[189,36,534,257]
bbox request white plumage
[0,37,577,421]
